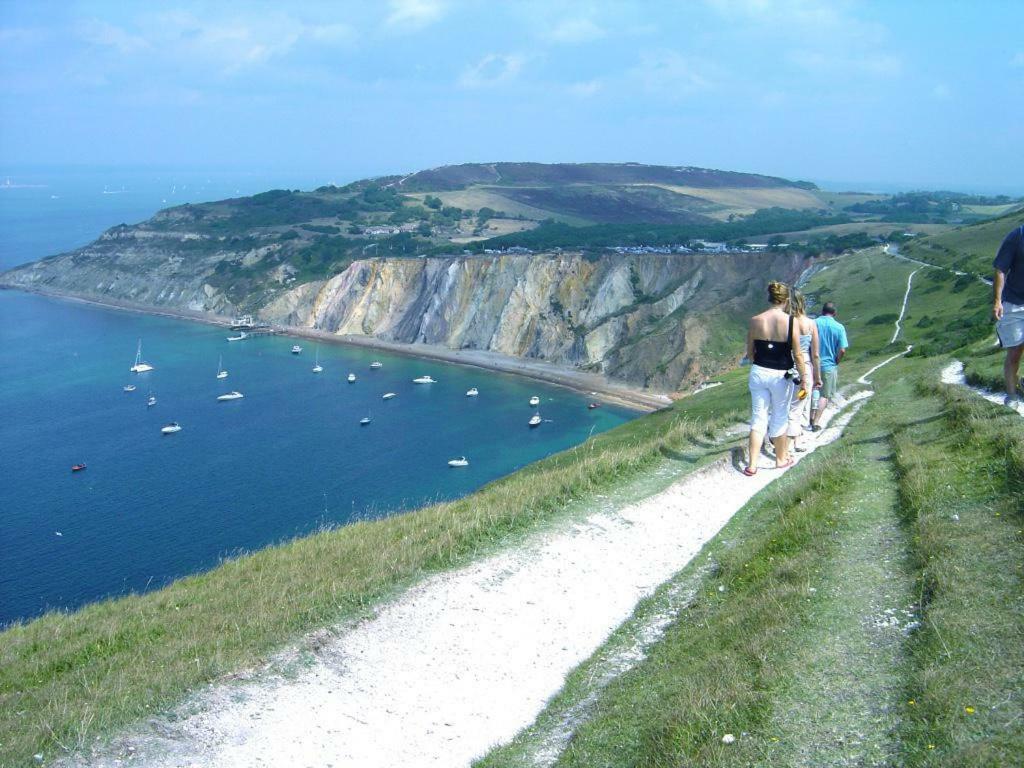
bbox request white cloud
[631,51,713,95]
[386,0,447,30]
[77,19,149,54]
[546,16,605,44]
[568,79,604,97]
[458,53,527,88]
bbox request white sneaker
[1004,394,1023,413]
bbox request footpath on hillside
[59,397,872,767]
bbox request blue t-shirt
[816,315,849,371]
[994,225,1024,305]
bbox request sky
[1,0,1022,192]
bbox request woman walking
[787,290,821,452]
[744,281,807,476]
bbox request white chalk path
[66,396,870,768]
[890,269,920,344]
[941,360,1023,417]
[859,345,913,386]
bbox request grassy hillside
[902,208,1024,276]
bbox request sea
[0,167,635,626]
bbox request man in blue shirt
[993,224,1024,410]
[810,302,849,430]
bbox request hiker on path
[744,281,807,476]
[810,301,848,431]
[993,223,1024,410]
[787,290,822,452]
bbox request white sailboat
[448,456,469,467]
[312,347,323,374]
[147,393,157,407]
[217,356,228,379]
[217,391,244,401]
[382,392,397,400]
[529,396,540,407]
[412,375,436,384]
[348,373,357,383]
[130,339,154,373]
[529,412,542,427]
[466,388,479,397]
[161,422,182,434]
[360,412,372,425]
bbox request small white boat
[529,396,540,407]
[123,384,137,392]
[161,422,181,434]
[216,356,228,379]
[359,415,372,425]
[466,388,479,397]
[529,413,542,427]
[130,339,154,373]
[413,375,436,384]
[370,361,383,369]
[382,392,397,400]
[347,373,357,383]
[291,345,302,354]
[227,332,248,342]
[147,394,157,407]
[217,391,244,401]
[312,347,323,374]
[448,456,469,468]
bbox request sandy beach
[0,285,672,411]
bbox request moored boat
[291,345,302,354]
[529,396,540,407]
[123,384,136,392]
[217,391,244,401]
[413,375,436,384]
[359,415,372,425]
[466,388,479,397]
[227,332,248,342]
[71,463,87,472]
[147,394,157,407]
[217,355,228,379]
[448,456,469,467]
[370,361,383,369]
[588,402,601,410]
[348,373,357,383]
[528,412,542,427]
[130,339,154,372]
[312,347,323,373]
[382,392,397,400]
[161,422,182,434]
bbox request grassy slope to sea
[0,371,750,765]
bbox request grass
[479,360,1023,767]
[903,209,1024,276]
[0,376,748,766]
[892,382,1024,766]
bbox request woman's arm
[790,317,806,370]
[746,319,755,362]
[810,322,822,386]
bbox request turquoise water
[0,292,633,625]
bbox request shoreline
[0,284,671,412]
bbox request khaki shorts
[996,301,1024,348]
[821,368,839,400]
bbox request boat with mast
[312,347,323,373]
[130,339,154,373]
[217,356,228,379]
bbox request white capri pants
[788,361,812,438]
[749,364,793,438]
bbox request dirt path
[941,360,1023,416]
[62,398,868,768]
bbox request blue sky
[1,0,1022,192]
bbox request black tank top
[752,314,794,371]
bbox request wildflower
[965,706,975,715]
[908,699,916,705]
[928,744,935,750]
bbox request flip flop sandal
[742,466,759,476]
[776,458,795,469]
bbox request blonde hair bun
[767,281,790,306]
